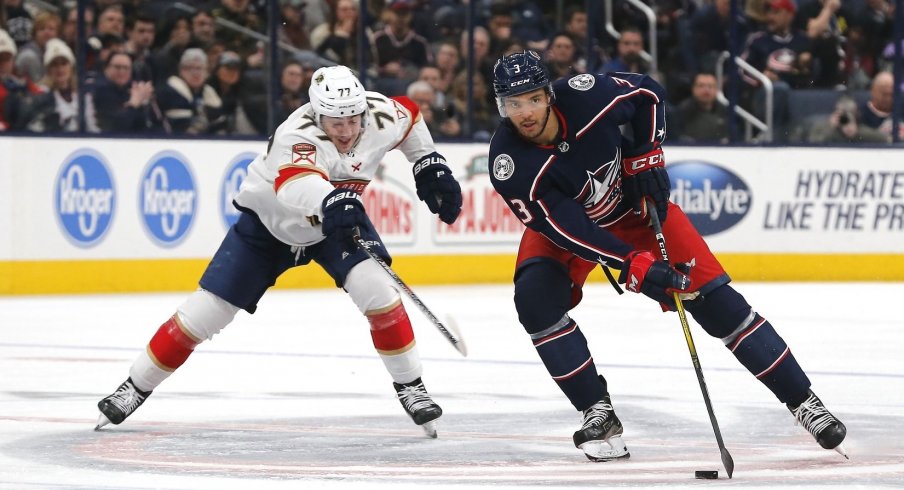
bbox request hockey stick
[353,234,468,357]
[646,200,734,479]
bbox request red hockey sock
[368,303,415,354]
[147,315,201,371]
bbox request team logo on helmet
[493,154,515,181]
[568,74,595,91]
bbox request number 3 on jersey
[508,198,534,224]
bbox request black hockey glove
[413,152,462,225]
[618,250,691,304]
[621,145,670,223]
[321,188,373,243]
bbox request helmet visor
[496,91,552,118]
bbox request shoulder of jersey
[488,129,537,190]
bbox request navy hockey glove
[618,250,691,304]
[413,152,462,224]
[621,145,670,223]
[321,188,372,242]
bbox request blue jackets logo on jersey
[220,153,255,229]
[54,149,116,247]
[568,74,595,91]
[669,161,752,236]
[139,151,197,247]
[493,154,515,181]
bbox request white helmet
[308,66,368,119]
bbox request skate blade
[834,443,849,459]
[420,420,438,439]
[94,412,112,431]
[579,435,630,462]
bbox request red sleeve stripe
[274,165,329,192]
[576,88,661,139]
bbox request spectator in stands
[279,0,311,50]
[60,5,95,52]
[434,41,460,99]
[96,4,125,38]
[741,0,812,140]
[14,10,61,83]
[448,69,497,141]
[669,72,729,144]
[86,33,125,86]
[459,27,494,105]
[207,50,258,135]
[509,0,550,51]
[417,65,447,108]
[152,10,193,86]
[1,28,47,132]
[804,94,889,143]
[125,12,157,82]
[486,3,514,60]
[156,47,226,135]
[2,0,33,48]
[600,27,650,75]
[274,60,309,123]
[191,9,217,48]
[431,5,465,48]
[92,51,159,133]
[545,33,581,80]
[687,0,748,74]
[374,0,431,81]
[858,71,899,139]
[211,0,263,61]
[562,6,606,73]
[793,0,845,87]
[34,38,96,132]
[312,0,367,68]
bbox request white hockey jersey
[234,92,436,247]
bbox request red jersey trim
[274,165,329,192]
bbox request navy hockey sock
[514,260,605,411]
[686,285,811,404]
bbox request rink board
[1,136,903,293]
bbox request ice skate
[393,377,442,438]
[788,390,848,458]
[95,378,152,430]
[573,395,630,462]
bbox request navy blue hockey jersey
[488,72,667,269]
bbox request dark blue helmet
[492,50,555,116]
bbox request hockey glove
[413,152,462,224]
[618,250,691,304]
[321,188,373,243]
[621,145,670,223]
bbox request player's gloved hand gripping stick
[353,229,468,357]
[647,198,735,479]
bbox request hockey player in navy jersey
[488,51,847,461]
[95,66,462,438]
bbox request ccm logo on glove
[622,148,665,175]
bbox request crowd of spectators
[1,0,901,143]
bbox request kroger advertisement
[1,137,902,266]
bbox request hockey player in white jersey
[95,66,463,438]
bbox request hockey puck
[695,470,718,479]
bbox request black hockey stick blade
[353,235,468,357]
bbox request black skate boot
[393,377,442,438]
[573,395,630,462]
[95,377,152,430]
[787,389,848,458]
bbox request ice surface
[1,283,902,489]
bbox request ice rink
[1,282,902,489]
